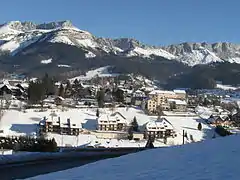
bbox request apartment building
[144,118,175,139]
[147,89,187,113]
[97,112,128,131]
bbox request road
[0,154,122,180]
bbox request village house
[230,111,240,126]
[144,118,175,139]
[39,112,82,136]
[0,80,24,98]
[207,115,232,127]
[132,90,146,106]
[97,112,128,131]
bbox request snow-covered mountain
[1,20,240,66]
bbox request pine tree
[96,109,100,117]
[42,73,55,96]
[28,80,45,104]
[190,135,194,142]
[50,138,58,152]
[96,89,105,108]
[131,116,139,132]
[145,136,154,148]
[198,122,202,131]
[164,136,168,144]
[65,80,72,97]
[58,84,65,97]
[128,127,133,140]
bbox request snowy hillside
[126,46,176,59]
[177,48,223,66]
[28,135,240,180]
[2,21,240,66]
[69,66,120,81]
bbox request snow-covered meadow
[0,104,215,148]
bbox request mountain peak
[1,20,74,31]
[37,20,74,30]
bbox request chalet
[0,84,23,97]
[144,118,175,139]
[207,115,232,127]
[39,112,82,136]
[0,84,12,96]
[97,112,128,131]
[55,96,65,105]
[230,111,240,126]
[15,83,29,92]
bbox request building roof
[173,89,186,94]
[98,112,127,124]
[145,118,174,131]
[168,99,187,105]
[149,90,175,95]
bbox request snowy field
[0,106,214,147]
[27,135,240,180]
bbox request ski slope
[69,66,119,81]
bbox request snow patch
[41,58,52,64]
[126,47,176,59]
[76,39,98,48]
[85,51,96,58]
[0,41,19,52]
[57,64,71,68]
[70,66,119,81]
[227,57,240,64]
[216,84,238,90]
[49,36,74,45]
[178,48,223,66]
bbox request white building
[168,99,187,111]
[144,118,174,139]
[97,112,128,131]
[39,111,82,135]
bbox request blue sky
[1,0,239,45]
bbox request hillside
[28,135,240,180]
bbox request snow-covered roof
[0,80,19,90]
[149,90,175,95]
[98,112,127,124]
[19,83,29,89]
[173,89,186,94]
[145,118,174,131]
[168,99,187,105]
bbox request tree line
[0,136,58,152]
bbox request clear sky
[1,0,239,45]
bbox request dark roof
[110,112,126,119]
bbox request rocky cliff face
[162,42,240,64]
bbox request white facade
[97,112,128,131]
[145,118,174,139]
